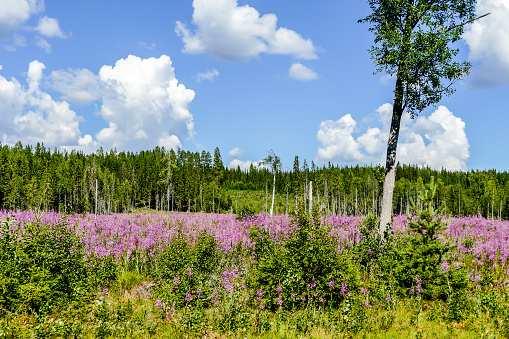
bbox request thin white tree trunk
[309,181,313,215]
[270,172,276,215]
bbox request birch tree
[360,0,482,235]
[264,150,282,216]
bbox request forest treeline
[1,141,509,219]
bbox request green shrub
[380,178,468,302]
[154,231,220,308]
[250,210,360,311]
[0,217,92,314]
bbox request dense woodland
[1,141,509,219]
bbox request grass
[1,279,507,338]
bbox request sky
[0,0,508,172]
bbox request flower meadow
[1,208,509,338]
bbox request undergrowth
[1,184,509,338]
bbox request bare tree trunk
[95,178,98,215]
[286,186,289,216]
[309,181,313,215]
[270,171,276,215]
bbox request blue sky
[0,0,508,172]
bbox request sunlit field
[1,207,509,338]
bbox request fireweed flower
[441,261,450,272]
[196,288,203,296]
[341,283,348,295]
[277,298,283,306]
[329,279,335,288]
[173,276,180,285]
[185,293,192,302]
[187,267,193,276]
[310,282,316,289]
[155,299,165,309]
[386,294,391,301]
[361,287,368,294]
[276,285,283,293]
[256,289,264,297]
[290,293,295,299]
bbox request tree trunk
[379,74,405,236]
[309,181,313,215]
[270,171,276,215]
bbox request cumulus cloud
[316,104,470,171]
[228,159,264,171]
[0,0,44,38]
[96,55,195,151]
[46,68,101,104]
[0,55,196,154]
[0,60,83,147]
[197,69,219,82]
[289,63,318,81]
[175,0,318,61]
[463,0,509,87]
[35,16,67,38]
[317,114,366,163]
[228,147,244,158]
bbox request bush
[381,178,468,301]
[250,210,360,310]
[154,231,220,308]
[0,217,92,314]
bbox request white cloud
[5,32,27,51]
[46,68,101,104]
[158,134,182,151]
[228,147,244,158]
[0,60,83,147]
[0,0,44,38]
[316,104,469,171]
[96,55,196,151]
[289,63,318,81]
[175,0,318,61]
[463,0,509,87]
[35,16,67,38]
[35,36,51,53]
[197,69,219,82]
[137,41,156,50]
[228,159,264,171]
[316,114,367,163]
[0,55,196,154]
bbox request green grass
[2,288,505,338]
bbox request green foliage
[250,210,360,310]
[154,231,219,308]
[353,213,394,271]
[0,217,92,314]
[360,0,475,116]
[380,178,469,304]
[2,141,509,219]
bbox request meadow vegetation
[1,181,509,338]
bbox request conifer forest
[1,141,509,220]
